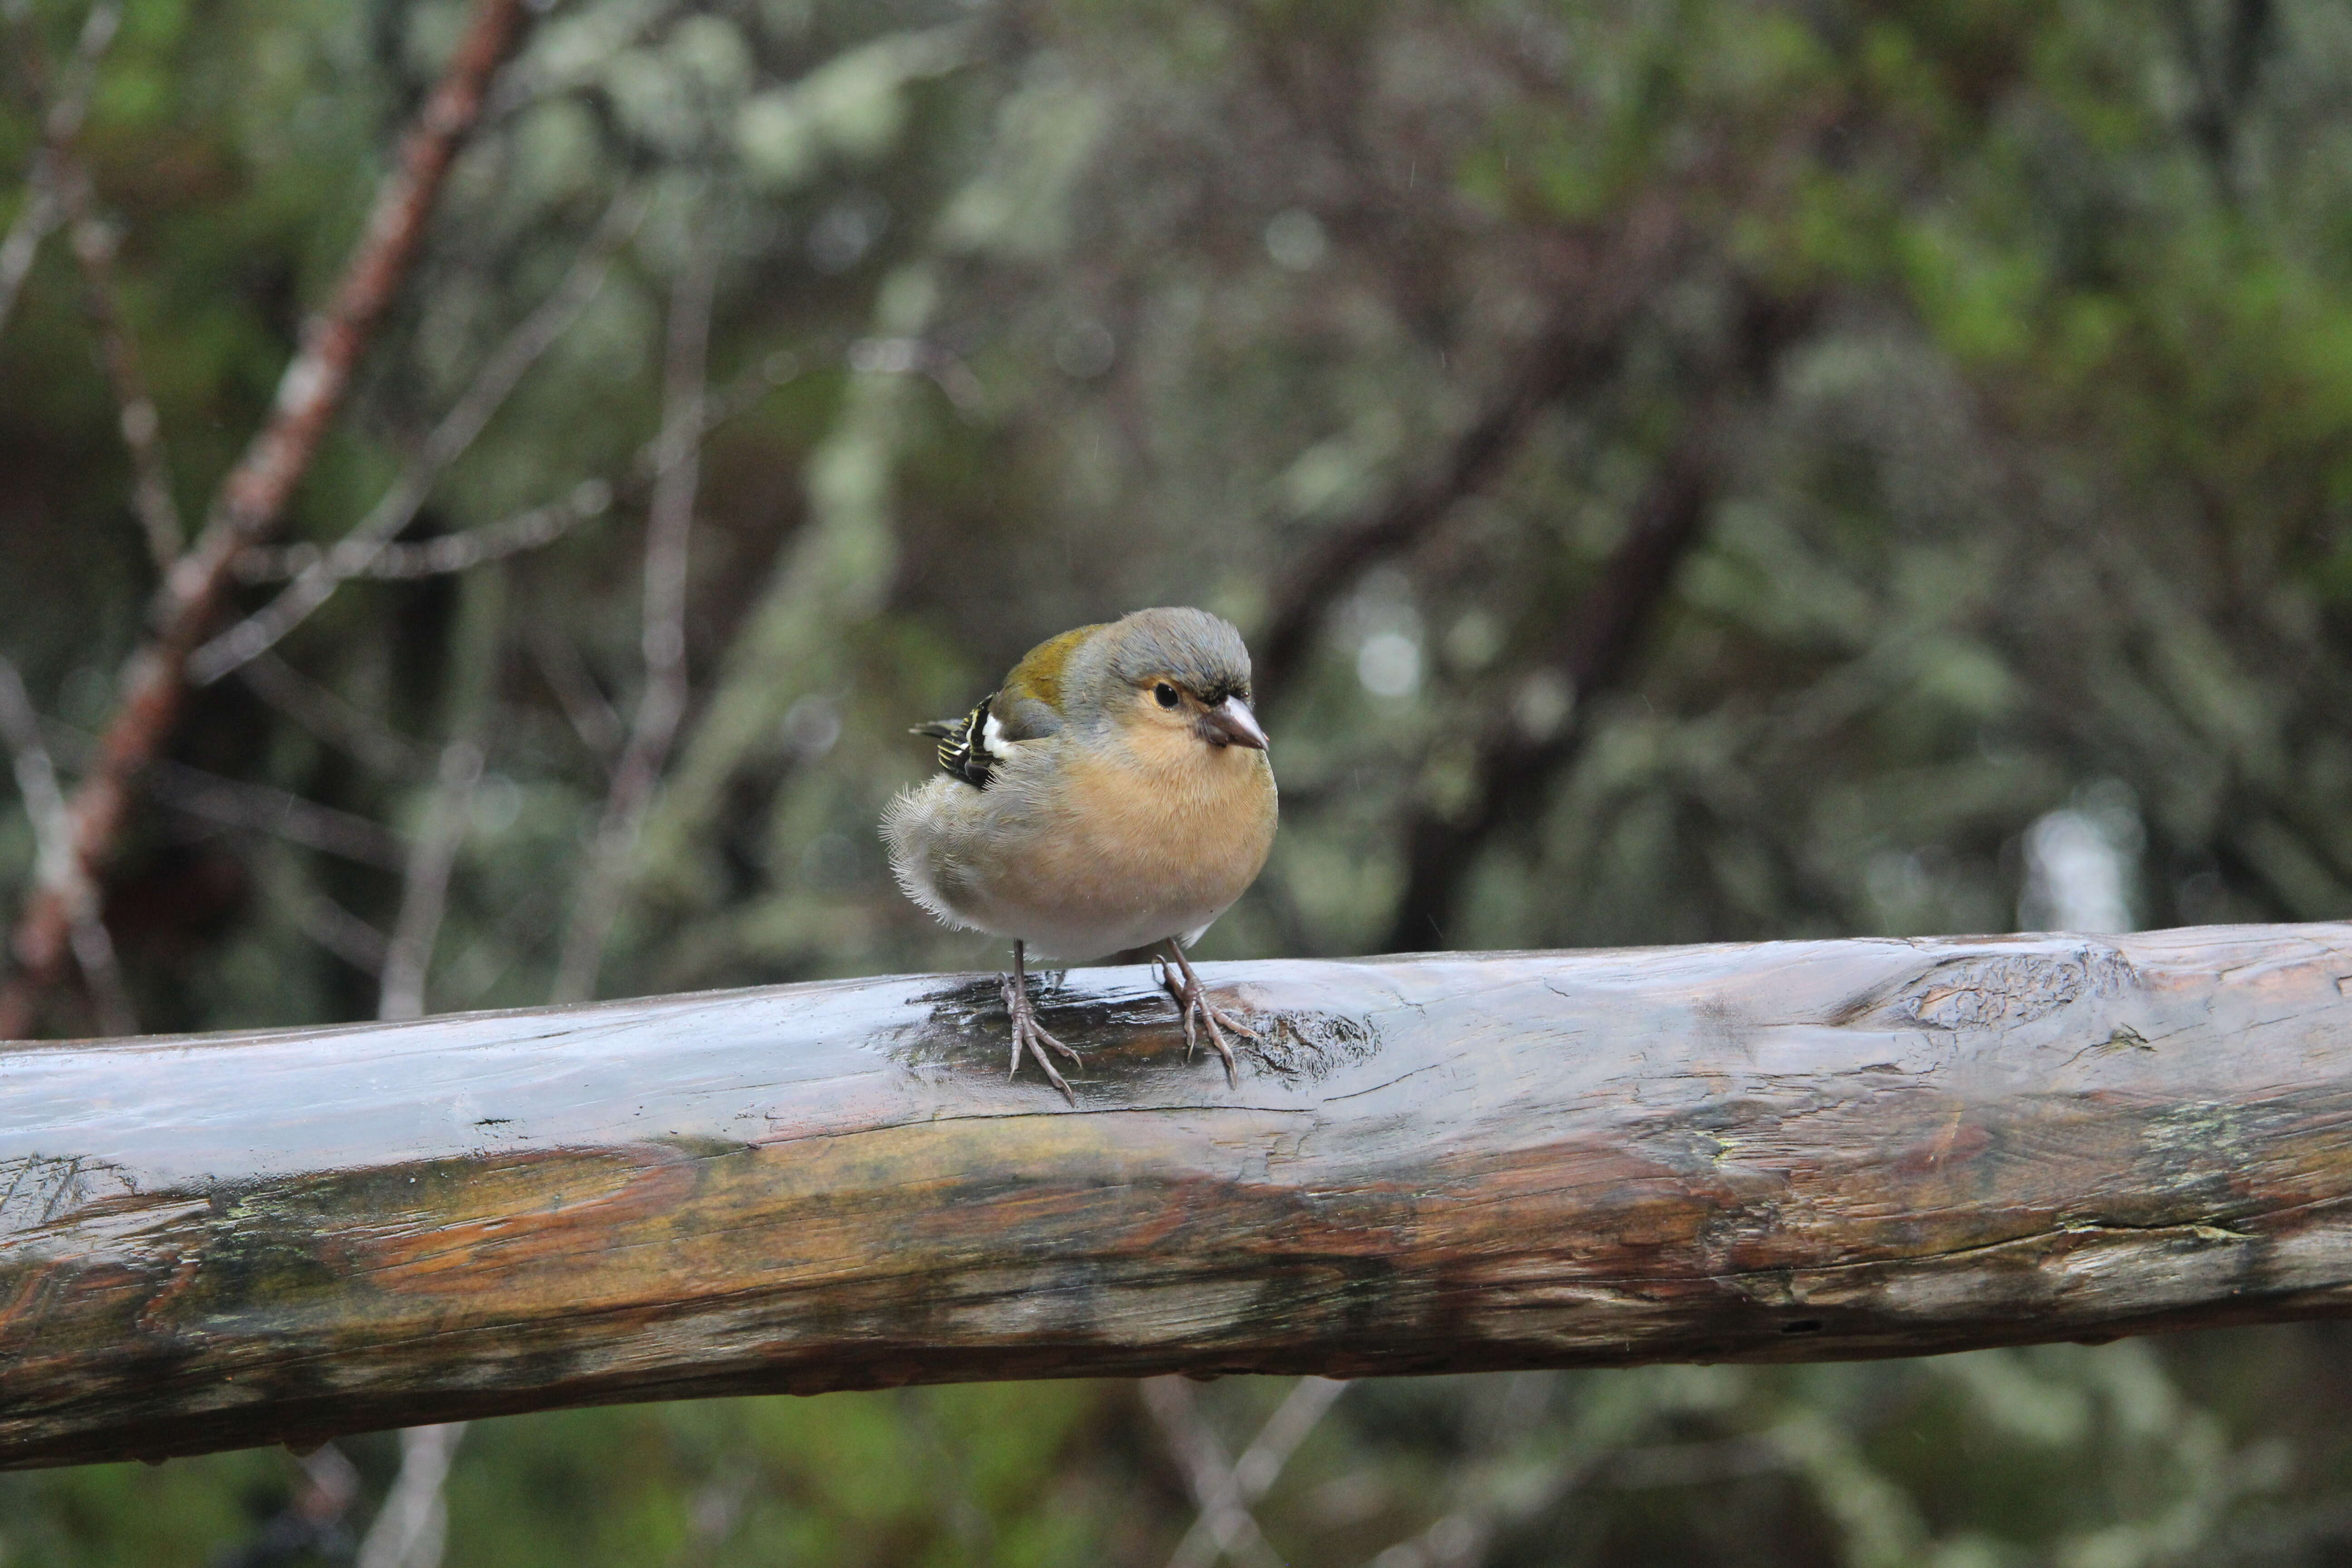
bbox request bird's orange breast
[1012,736,1277,930]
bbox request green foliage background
[5,0,2352,1562]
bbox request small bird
[883,608,1278,1100]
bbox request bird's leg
[1002,940,1083,1103]
[1157,938,1258,1089]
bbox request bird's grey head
[1100,608,1251,696]
[1064,608,1259,737]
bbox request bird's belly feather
[886,745,1276,961]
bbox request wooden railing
[6,924,2351,1468]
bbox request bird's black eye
[1154,682,1180,709]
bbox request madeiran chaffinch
[882,607,1278,1100]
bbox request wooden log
[5,923,2352,1469]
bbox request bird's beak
[1200,695,1269,751]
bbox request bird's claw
[1001,971,1083,1104]
[1158,964,1257,1090]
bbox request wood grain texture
[7,924,2352,1469]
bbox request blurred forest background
[7,0,2352,1561]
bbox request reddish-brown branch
[200,0,523,553]
[0,659,133,1037]
[191,187,644,685]
[0,0,528,1038]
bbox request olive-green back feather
[996,622,1104,724]
[911,622,1108,789]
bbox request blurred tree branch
[0,0,116,337]
[1253,201,1682,701]
[58,164,183,570]
[235,653,440,782]
[377,713,492,1016]
[0,0,529,1038]
[551,237,720,1003]
[0,658,132,1035]
[1143,1377,1285,1568]
[353,1422,464,1568]
[210,1443,362,1568]
[225,350,800,607]
[2171,0,2274,202]
[1157,1377,1346,1568]
[1382,287,1817,953]
[1382,433,1718,952]
[189,187,643,685]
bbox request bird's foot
[1157,956,1258,1090]
[1002,970,1083,1103]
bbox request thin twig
[1251,199,1681,700]
[377,741,483,1022]
[1367,1510,1490,1568]
[292,890,390,977]
[0,0,119,338]
[211,1443,363,1568]
[1382,435,1720,953]
[549,240,720,1004]
[144,757,411,870]
[1360,1377,1651,1568]
[36,718,412,870]
[353,1421,466,1568]
[0,0,528,1038]
[58,162,183,568]
[436,876,564,1011]
[0,658,133,1037]
[1142,1377,1286,1568]
[1235,1377,1346,1504]
[529,624,624,767]
[225,349,802,588]
[358,569,503,1565]
[1380,286,1818,954]
[190,188,644,684]
[1164,1377,1347,1568]
[236,653,439,780]
[233,481,610,584]
[378,556,502,1015]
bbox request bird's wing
[911,693,1000,788]
[911,622,1108,789]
